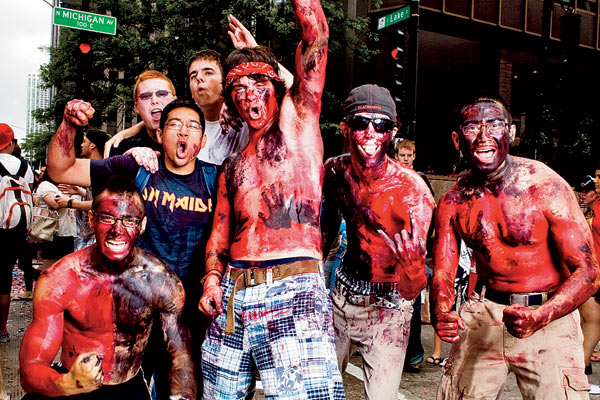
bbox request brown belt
[225,259,320,334]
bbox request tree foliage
[24,0,378,164]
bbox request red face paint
[231,76,278,131]
[347,113,393,169]
[92,192,144,263]
[458,102,512,175]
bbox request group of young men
[16,0,600,399]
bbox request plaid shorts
[202,268,346,400]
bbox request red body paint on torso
[324,156,433,284]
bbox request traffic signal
[79,42,91,54]
[391,27,408,105]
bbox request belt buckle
[245,269,256,286]
[509,293,529,306]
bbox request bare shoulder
[508,156,572,196]
[388,158,433,192]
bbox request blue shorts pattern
[202,270,346,400]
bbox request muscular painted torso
[20,246,186,389]
[323,155,433,286]
[222,100,323,260]
[435,156,596,313]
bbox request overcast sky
[0,1,52,140]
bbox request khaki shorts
[437,292,590,400]
[332,286,413,400]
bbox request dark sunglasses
[138,90,172,101]
[346,115,395,133]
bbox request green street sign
[53,7,117,35]
[377,5,410,30]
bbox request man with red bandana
[19,176,195,400]
[432,94,600,399]
[321,84,434,399]
[197,0,344,399]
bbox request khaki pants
[437,292,590,400]
[331,287,413,400]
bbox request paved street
[3,269,600,399]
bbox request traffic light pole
[76,0,91,100]
[406,0,419,140]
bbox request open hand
[124,147,161,173]
[228,15,259,49]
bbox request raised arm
[291,0,329,108]
[158,276,196,399]
[199,169,233,317]
[503,178,600,338]
[47,99,92,187]
[431,193,464,343]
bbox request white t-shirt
[197,120,249,166]
[36,181,78,237]
[0,154,34,184]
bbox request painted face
[595,169,600,192]
[157,107,205,172]
[188,58,223,111]
[91,192,145,263]
[455,101,513,175]
[134,78,175,136]
[346,112,394,168]
[80,136,93,158]
[395,148,415,169]
[230,75,278,130]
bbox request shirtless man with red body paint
[19,177,195,400]
[321,84,434,400]
[432,95,600,399]
[197,1,344,399]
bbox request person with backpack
[0,123,34,343]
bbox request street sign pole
[407,0,419,141]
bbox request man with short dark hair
[321,84,434,399]
[432,94,599,399]
[19,176,195,400]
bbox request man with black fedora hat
[321,84,434,399]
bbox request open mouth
[177,141,188,158]
[474,148,496,163]
[106,240,127,252]
[249,106,261,120]
[359,143,380,158]
[150,108,162,121]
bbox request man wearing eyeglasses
[431,94,599,399]
[320,84,434,400]
[47,98,214,397]
[107,70,176,157]
[20,175,195,400]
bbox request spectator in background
[0,124,34,343]
[580,172,600,395]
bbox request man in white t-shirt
[0,123,34,343]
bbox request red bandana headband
[225,62,281,89]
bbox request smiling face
[230,75,278,131]
[157,107,206,174]
[343,112,395,169]
[453,101,515,175]
[90,192,145,263]
[134,78,176,137]
[188,58,223,110]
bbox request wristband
[201,269,224,286]
[67,199,73,208]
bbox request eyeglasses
[461,120,507,136]
[165,119,202,133]
[346,115,396,133]
[137,90,172,101]
[93,212,143,228]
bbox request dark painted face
[346,112,394,169]
[457,101,513,175]
[91,192,145,263]
[231,75,278,130]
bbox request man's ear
[90,143,96,150]
[340,122,348,140]
[451,131,461,151]
[88,210,96,229]
[509,124,516,144]
[156,128,164,145]
[139,217,147,234]
[133,101,139,115]
[200,133,207,150]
